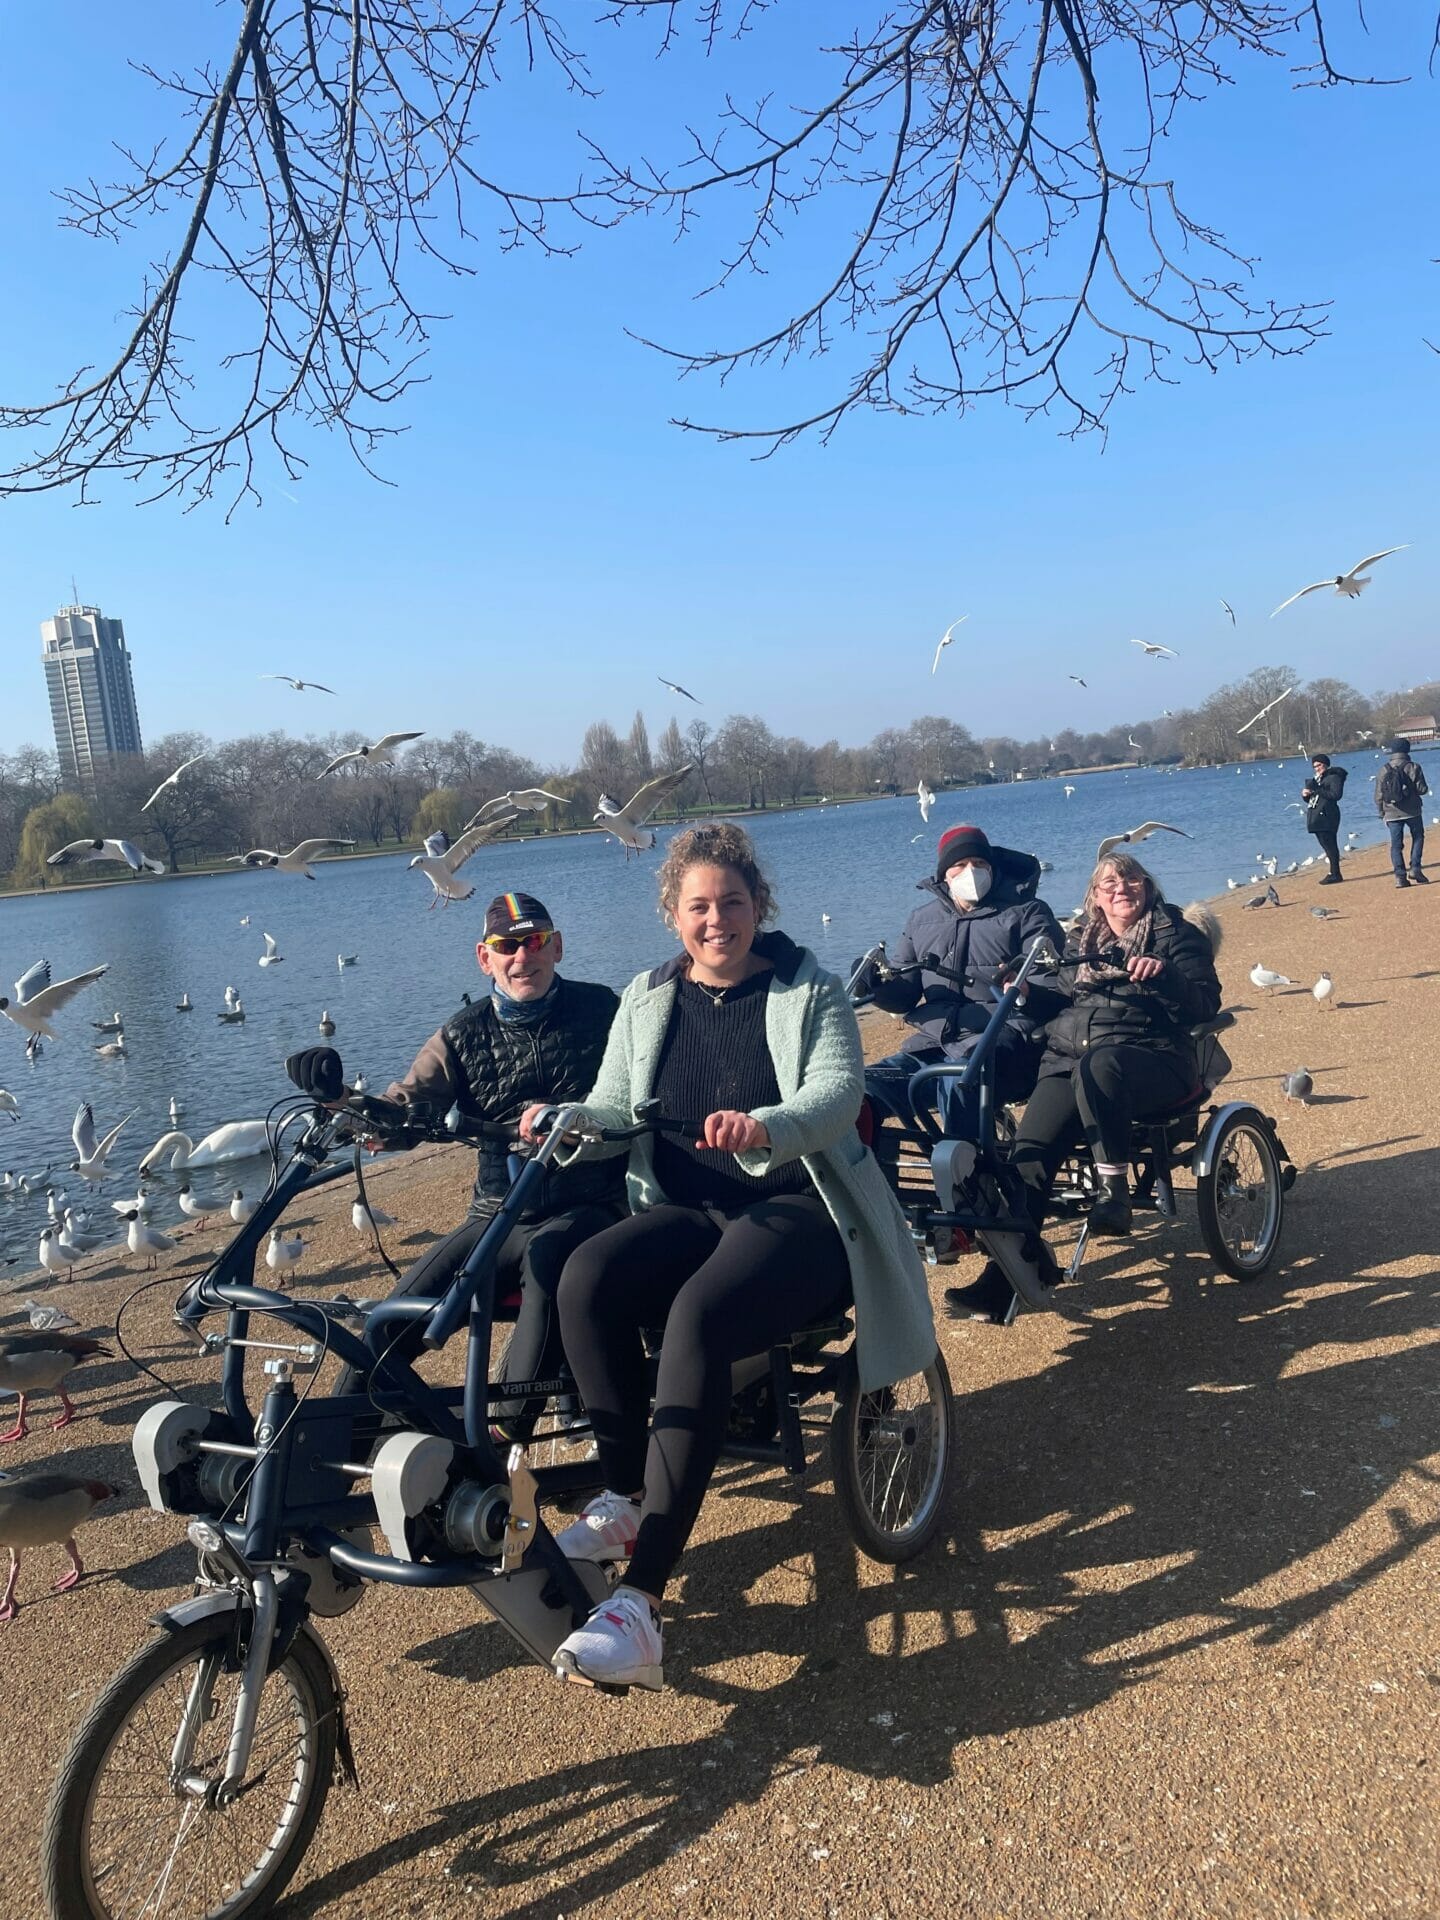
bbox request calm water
[0,752,1412,1267]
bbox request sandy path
[1,846,1436,1919]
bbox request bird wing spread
[1346,545,1407,577]
[14,960,51,1003]
[24,964,109,1019]
[444,813,519,871]
[319,750,361,776]
[1095,822,1190,860]
[372,731,424,754]
[618,765,693,825]
[1269,582,1327,616]
[72,1103,96,1158]
[288,838,354,861]
[262,932,278,958]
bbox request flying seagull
[70,1102,137,1184]
[657,675,700,704]
[917,779,935,824]
[464,790,567,831]
[47,838,164,877]
[594,766,693,856]
[228,837,355,879]
[1220,599,1236,625]
[1068,674,1088,688]
[318,731,424,777]
[1271,546,1408,616]
[261,674,337,694]
[258,932,284,967]
[140,753,206,812]
[409,814,520,908]
[1236,687,1295,737]
[0,961,109,1041]
[1095,822,1191,861]
[932,617,967,675]
[1130,640,1178,659]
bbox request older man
[363,890,623,1431]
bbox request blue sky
[1,4,1436,766]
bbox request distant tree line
[3,668,1434,889]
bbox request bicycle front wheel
[43,1616,338,1920]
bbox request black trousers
[342,1205,619,1434]
[558,1197,851,1598]
[1311,827,1341,879]
[1010,1046,1195,1221]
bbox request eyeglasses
[484,930,554,956]
[1094,881,1141,897]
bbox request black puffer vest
[442,980,624,1220]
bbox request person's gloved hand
[285,1047,346,1101]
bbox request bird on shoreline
[1281,1069,1313,1105]
[121,1210,176,1269]
[1271,546,1407,616]
[1250,964,1291,993]
[47,838,164,877]
[267,1228,305,1284]
[230,1191,258,1225]
[1313,972,1335,1009]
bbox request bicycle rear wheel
[44,1616,338,1920]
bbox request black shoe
[1412,872,1430,885]
[1396,877,1411,889]
[1088,1174,1133,1238]
[1317,874,1340,885]
[943,1263,1016,1325]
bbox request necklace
[692,978,730,1007]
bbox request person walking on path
[1301,754,1348,883]
[1375,738,1429,888]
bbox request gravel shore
[2,845,1437,1919]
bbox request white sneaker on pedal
[552,1490,640,1565]
[553,1586,663,1690]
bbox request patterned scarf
[1074,903,1156,988]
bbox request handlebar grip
[286,1046,345,1101]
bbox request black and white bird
[1130,639,1178,659]
[594,767,693,856]
[258,932,284,968]
[318,1011,336,1037]
[229,837,355,879]
[140,752,206,812]
[1068,675,1088,688]
[1,961,110,1044]
[261,673,337,694]
[657,675,700,704]
[1095,822,1191,861]
[1266,885,1281,907]
[917,779,935,824]
[1271,546,1407,616]
[932,617,967,675]
[47,838,164,877]
[409,814,520,908]
[318,731,424,777]
[69,1102,137,1184]
[1313,972,1335,1009]
[1250,963,1291,993]
[0,1092,18,1124]
[463,791,564,830]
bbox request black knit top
[650,970,813,1212]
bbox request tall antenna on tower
[70,574,79,608]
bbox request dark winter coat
[867,847,1063,1057]
[387,979,624,1220]
[1302,765,1347,836]
[1376,752,1429,822]
[1028,903,1222,1082]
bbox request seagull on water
[338,954,358,969]
[93,1033,127,1060]
[258,932,284,968]
[318,731,423,778]
[409,815,520,908]
[932,617,967,675]
[657,675,701,704]
[0,1093,18,1124]
[261,674,337,694]
[47,838,164,877]
[229,837,355,879]
[0,961,109,1041]
[90,1013,124,1034]
[140,753,206,813]
[1130,640,1178,658]
[1095,822,1191,861]
[1271,546,1407,616]
[176,993,192,1012]
[594,767,693,856]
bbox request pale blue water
[0,752,1417,1267]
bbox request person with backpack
[1301,753,1348,883]
[1375,738,1429,888]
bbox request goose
[0,1333,111,1444]
[0,1472,115,1622]
[138,1121,272,1175]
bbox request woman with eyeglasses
[519,823,935,1692]
[946,852,1223,1325]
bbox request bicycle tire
[830,1347,953,1563]
[1195,1108,1284,1280]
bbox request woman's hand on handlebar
[1126,954,1165,983]
[700,1110,770,1154]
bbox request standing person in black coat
[858,825,1063,1138]
[1301,753,1347,883]
[341,891,624,1432]
[947,854,1222,1324]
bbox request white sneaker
[552,1490,640,1565]
[553,1586,663,1690]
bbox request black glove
[285,1046,346,1101]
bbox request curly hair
[656,822,777,928]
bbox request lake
[0,751,1411,1266]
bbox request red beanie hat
[936,824,993,880]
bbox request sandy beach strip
[1,844,1437,1919]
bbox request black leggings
[1312,827,1341,879]
[558,1197,850,1598]
[1011,1046,1195,1221]
[341,1205,619,1435]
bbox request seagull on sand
[1095,822,1191,861]
[1250,963,1292,993]
[230,1191,258,1225]
[1236,687,1296,736]
[229,837,355,879]
[464,790,566,830]
[594,767,693,856]
[1130,640,1178,658]
[258,932,284,968]
[1313,972,1335,1009]
[409,814,521,908]
[47,838,164,877]
[261,674,337,694]
[139,753,206,813]
[69,1103,137,1184]
[318,731,423,777]
[120,1211,177,1269]
[657,675,701,704]
[0,961,109,1042]
[266,1228,305,1284]
[932,617,967,675]
[1271,547,1408,616]
[352,1199,396,1234]
[917,779,935,824]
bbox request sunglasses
[483,930,554,956]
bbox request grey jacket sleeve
[736,974,865,1174]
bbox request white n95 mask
[949,866,992,906]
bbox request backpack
[1378,761,1424,811]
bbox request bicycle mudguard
[469,1557,612,1667]
[149,1575,314,1671]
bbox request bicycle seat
[1189,1011,1236,1040]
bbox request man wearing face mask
[859,825,1063,1140]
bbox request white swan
[138,1121,272,1175]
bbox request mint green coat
[558,941,936,1392]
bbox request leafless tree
[1,2,1425,507]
